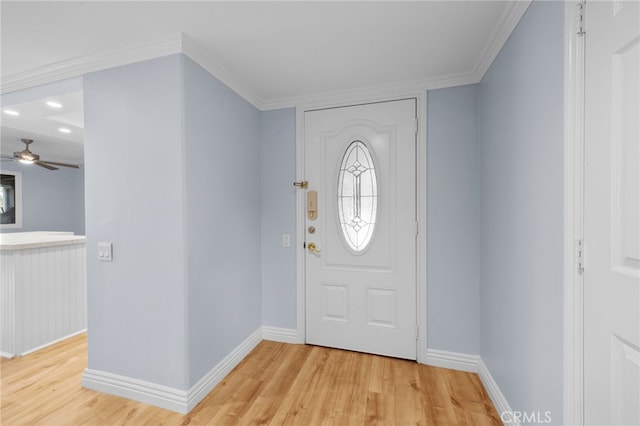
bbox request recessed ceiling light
[3,109,20,116]
[46,101,63,108]
[59,127,72,134]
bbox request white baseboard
[424,349,519,425]
[82,368,189,413]
[186,327,262,412]
[478,358,519,426]
[424,348,480,373]
[20,328,87,357]
[82,327,263,414]
[1,329,87,359]
[262,326,299,344]
[82,329,517,423]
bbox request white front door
[584,1,640,424]
[304,99,417,360]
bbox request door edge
[563,1,586,424]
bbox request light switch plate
[98,242,113,262]
[282,234,291,248]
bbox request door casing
[294,92,428,364]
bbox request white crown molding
[472,0,533,79]
[1,34,183,95]
[2,2,529,109]
[179,34,264,110]
[0,32,265,109]
[261,71,477,111]
[262,1,531,110]
[478,358,519,426]
[424,348,479,373]
[81,327,262,414]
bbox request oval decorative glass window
[337,140,378,252]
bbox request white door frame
[294,92,428,364]
[563,1,586,424]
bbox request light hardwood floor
[1,333,501,425]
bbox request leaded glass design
[337,140,378,252]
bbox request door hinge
[577,1,586,36]
[415,222,419,238]
[416,324,419,340]
[415,118,419,135]
[575,239,584,275]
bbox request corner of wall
[82,326,263,415]
[478,358,519,426]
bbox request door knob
[307,242,321,253]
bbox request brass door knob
[307,242,321,253]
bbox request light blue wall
[260,108,297,329]
[478,1,564,422]
[427,85,479,355]
[182,56,262,386]
[83,55,189,389]
[1,162,85,235]
[84,54,264,391]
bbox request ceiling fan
[1,139,79,170]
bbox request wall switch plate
[282,234,291,248]
[98,242,113,262]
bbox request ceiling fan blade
[35,161,58,170]
[39,160,79,169]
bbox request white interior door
[584,1,640,424]
[304,99,417,360]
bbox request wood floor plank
[1,334,501,425]
[324,351,359,425]
[397,359,429,425]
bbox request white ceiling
[0,1,530,163]
[1,91,84,164]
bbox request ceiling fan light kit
[1,138,79,170]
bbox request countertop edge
[0,237,86,251]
